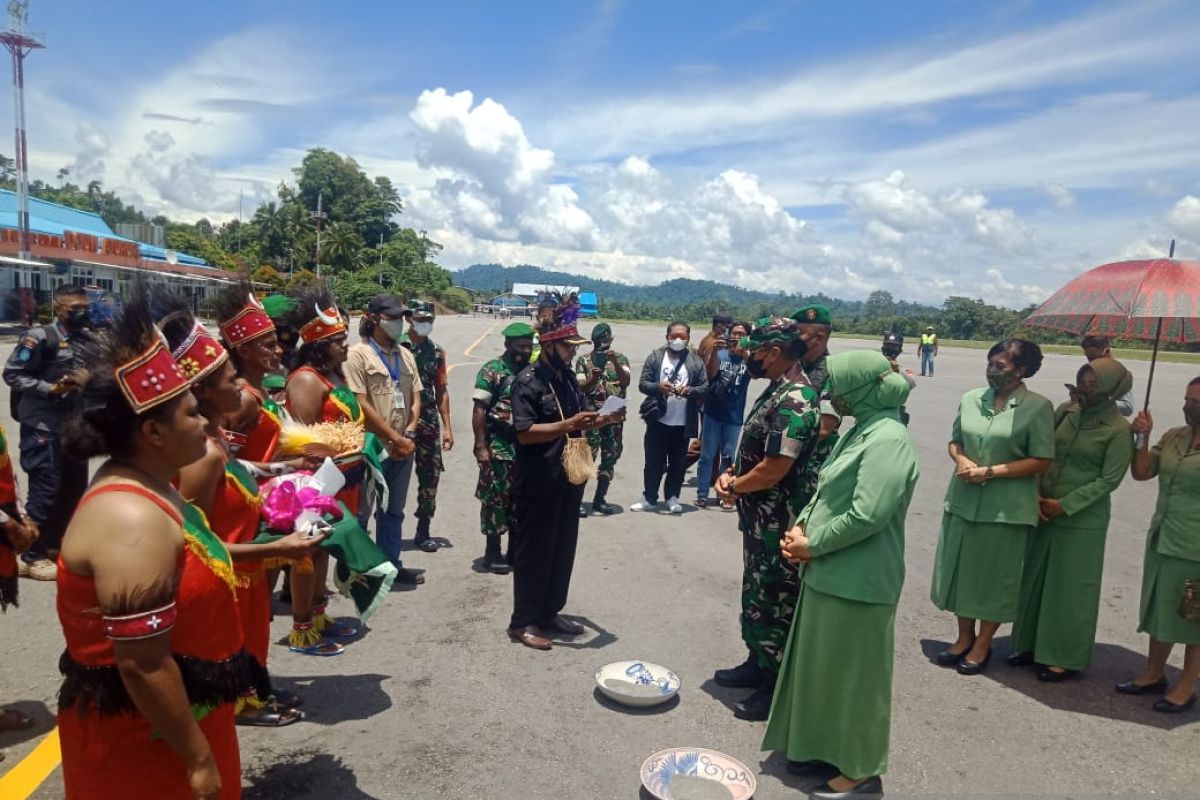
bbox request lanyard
[368,339,403,382]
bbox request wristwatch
[402,431,418,440]
[984,466,995,483]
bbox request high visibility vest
[921,333,937,348]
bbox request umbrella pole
[1143,316,1163,412]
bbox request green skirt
[1139,529,1200,646]
[931,512,1030,623]
[1011,520,1108,670]
[763,584,896,779]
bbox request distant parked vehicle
[85,285,123,328]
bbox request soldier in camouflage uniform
[713,317,822,721]
[787,303,833,392]
[402,301,453,552]
[471,323,536,574]
[574,323,631,516]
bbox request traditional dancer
[56,285,253,799]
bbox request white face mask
[667,339,688,352]
[413,321,433,337]
[381,319,406,340]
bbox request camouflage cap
[739,316,798,350]
[408,300,436,319]
[791,304,833,326]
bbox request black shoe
[957,648,992,675]
[934,645,972,667]
[1153,694,1197,713]
[591,478,613,515]
[809,775,883,799]
[1036,666,1077,683]
[579,504,590,518]
[593,500,615,515]
[414,535,439,553]
[714,657,763,689]
[483,553,511,575]
[1115,677,1169,695]
[786,759,837,777]
[732,684,774,721]
[394,567,425,585]
[1006,650,1035,667]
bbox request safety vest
[921,333,937,348]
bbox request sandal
[321,619,360,639]
[0,708,34,732]
[694,497,708,509]
[236,706,303,727]
[720,500,735,511]
[288,639,345,656]
[270,689,303,709]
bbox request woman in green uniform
[1116,377,1200,713]
[1009,358,1134,680]
[931,339,1055,674]
[766,350,919,799]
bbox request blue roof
[579,292,599,316]
[0,189,210,267]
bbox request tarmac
[1,314,1198,799]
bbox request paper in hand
[597,396,626,417]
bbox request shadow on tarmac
[244,751,380,799]
[919,637,1199,730]
[697,677,751,714]
[545,615,618,651]
[0,699,51,747]
[592,687,681,716]
[270,672,392,726]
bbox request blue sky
[5,0,1199,305]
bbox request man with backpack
[2,284,91,580]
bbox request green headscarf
[1071,356,1132,424]
[827,351,911,422]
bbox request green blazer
[799,409,920,606]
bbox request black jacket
[638,347,709,437]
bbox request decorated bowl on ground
[593,660,681,707]
[640,747,756,800]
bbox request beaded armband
[103,603,178,641]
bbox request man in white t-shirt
[632,321,709,514]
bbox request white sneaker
[666,497,683,515]
[630,496,657,512]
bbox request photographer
[632,322,709,515]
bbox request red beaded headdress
[535,291,589,344]
[299,304,347,344]
[115,339,191,414]
[171,322,229,382]
[218,293,275,347]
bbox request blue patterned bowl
[594,660,681,707]
[640,747,756,800]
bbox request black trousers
[19,424,88,558]
[642,421,688,504]
[510,481,586,630]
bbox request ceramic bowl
[640,747,757,800]
[594,660,681,707]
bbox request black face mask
[65,307,90,330]
[746,355,769,379]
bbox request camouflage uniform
[574,351,630,480]
[402,335,448,522]
[472,357,520,538]
[735,374,821,676]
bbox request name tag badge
[392,381,406,410]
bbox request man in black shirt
[508,299,623,650]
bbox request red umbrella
[1023,242,1200,410]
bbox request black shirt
[2,322,85,432]
[511,357,590,495]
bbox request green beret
[502,322,535,339]
[739,316,797,349]
[590,322,612,340]
[791,304,832,326]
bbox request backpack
[10,324,59,424]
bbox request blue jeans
[920,349,935,376]
[359,455,415,567]
[697,415,742,500]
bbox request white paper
[597,396,627,416]
[310,457,346,497]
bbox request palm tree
[322,221,363,272]
[252,202,287,259]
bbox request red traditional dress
[0,425,21,610]
[286,366,366,514]
[224,385,284,463]
[57,484,251,800]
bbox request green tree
[321,221,363,272]
[251,264,284,287]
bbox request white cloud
[1042,182,1076,209]
[1167,195,1200,242]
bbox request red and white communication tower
[0,1,43,261]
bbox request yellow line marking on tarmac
[447,361,484,376]
[463,322,499,359]
[0,727,61,799]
